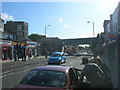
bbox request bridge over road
[62,37,98,45]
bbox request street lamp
[45,25,51,37]
[87,21,95,37]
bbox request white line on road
[0,68,30,78]
[24,68,29,72]
[2,71,10,74]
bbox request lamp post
[87,21,95,37]
[45,25,51,37]
[44,24,50,58]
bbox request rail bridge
[62,37,98,45]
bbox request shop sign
[12,42,17,45]
[12,42,28,46]
[0,40,12,45]
[27,41,37,48]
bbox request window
[17,25,22,30]
[52,54,61,57]
[23,32,24,36]
[20,69,67,87]
[22,25,24,30]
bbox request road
[1,55,92,88]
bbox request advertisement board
[0,40,12,45]
[27,41,37,48]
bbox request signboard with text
[0,40,12,45]
[27,41,37,48]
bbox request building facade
[0,21,28,61]
[4,21,28,42]
[0,17,4,39]
[101,2,120,88]
[41,37,63,55]
[0,17,4,60]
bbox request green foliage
[85,46,91,50]
[28,34,42,42]
[78,46,84,50]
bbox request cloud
[64,24,69,29]
[9,16,14,20]
[1,13,15,21]
[59,17,63,23]
[58,16,69,29]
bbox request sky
[1,0,120,39]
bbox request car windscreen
[20,69,67,88]
[51,54,61,57]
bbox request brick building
[4,21,28,42]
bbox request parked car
[48,52,67,64]
[14,65,90,89]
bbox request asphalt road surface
[1,55,92,89]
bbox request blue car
[48,52,67,65]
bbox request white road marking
[2,71,10,74]
[0,68,30,78]
[24,68,29,72]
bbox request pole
[45,25,50,37]
[87,21,95,37]
[92,22,95,37]
[45,25,46,37]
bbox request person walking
[95,57,113,88]
[3,49,7,60]
[21,46,26,61]
[45,49,48,58]
[76,57,106,88]
[28,49,32,59]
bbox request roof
[6,21,28,24]
[34,65,72,72]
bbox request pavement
[0,56,45,63]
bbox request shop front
[12,42,28,61]
[0,40,12,60]
[26,41,37,58]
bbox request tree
[78,46,84,50]
[28,34,42,42]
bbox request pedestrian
[23,47,26,61]
[3,49,7,60]
[95,57,113,88]
[13,47,17,61]
[76,57,106,88]
[28,49,32,59]
[21,46,26,61]
[45,49,48,58]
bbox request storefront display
[1,40,12,60]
